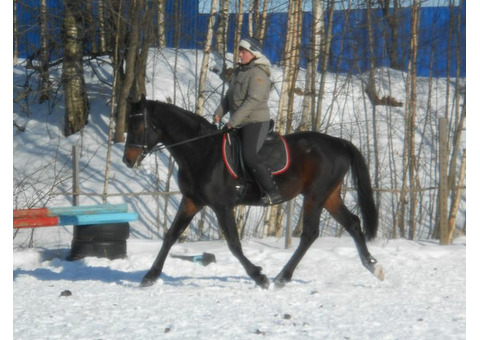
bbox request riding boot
[250,164,283,205]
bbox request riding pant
[239,121,277,193]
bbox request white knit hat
[239,37,264,59]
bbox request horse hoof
[140,275,157,288]
[365,262,385,281]
[373,264,385,281]
[256,275,270,289]
[273,276,289,289]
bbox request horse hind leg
[325,192,384,281]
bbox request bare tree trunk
[378,0,402,70]
[39,0,50,103]
[110,0,126,106]
[215,0,230,57]
[447,0,465,199]
[274,206,284,237]
[366,0,381,202]
[134,0,154,99]
[103,0,123,203]
[62,0,89,137]
[235,205,247,238]
[114,0,141,143]
[271,0,303,235]
[285,0,302,133]
[258,0,269,42]
[155,0,167,47]
[85,0,97,54]
[314,0,334,132]
[248,0,255,37]
[407,0,419,240]
[163,156,175,236]
[196,0,218,116]
[397,0,420,240]
[233,0,245,65]
[448,149,465,242]
[277,0,296,134]
[300,0,323,131]
[14,0,18,64]
[97,0,109,54]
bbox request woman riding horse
[214,37,282,205]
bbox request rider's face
[239,48,255,65]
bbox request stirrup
[261,191,283,205]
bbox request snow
[13,237,466,339]
[12,48,468,338]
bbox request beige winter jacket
[214,56,272,128]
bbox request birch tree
[407,0,419,240]
[134,0,155,99]
[396,0,420,239]
[196,0,218,116]
[215,0,230,57]
[155,0,167,48]
[314,0,334,131]
[270,0,302,236]
[114,0,141,143]
[258,0,270,42]
[300,0,323,131]
[39,0,50,103]
[113,0,154,142]
[277,0,301,134]
[14,0,18,64]
[233,0,245,65]
[62,0,89,136]
[85,0,97,54]
[97,0,109,54]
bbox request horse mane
[152,100,218,134]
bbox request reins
[152,128,228,152]
[126,105,230,160]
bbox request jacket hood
[253,55,271,69]
[249,55,271,77]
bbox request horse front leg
[141,197,203,287]
[213,206,270,289]
[274,197,322,289]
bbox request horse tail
[346,141,378,240]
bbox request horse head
[123,95,161,168]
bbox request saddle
[222,128,290,182]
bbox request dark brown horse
[123,96,384,288]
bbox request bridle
[125,107,153,152]
[124,106,157,167]
[125,106,228,167]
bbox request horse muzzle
[123,148,145,169]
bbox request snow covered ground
[13,236,466,339]
[12,48,468,338]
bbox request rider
[213,36,282,205]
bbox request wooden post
[439,118,449,245]
[72,145,79,206]
[285,200,293,249]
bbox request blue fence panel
[15,1,465,78]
